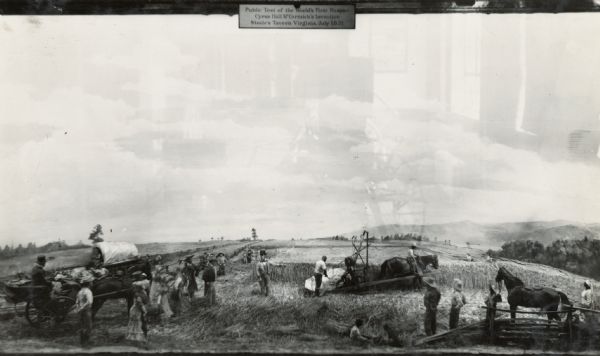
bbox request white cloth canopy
[93,241,139,265]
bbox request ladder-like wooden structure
[351,230,370,280]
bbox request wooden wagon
[3,279,80,328]
[2,241,145,328]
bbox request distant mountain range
[338,221,600,249]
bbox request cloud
[117,131,227,169]
[350,109,600,227]
[2,15,600,246]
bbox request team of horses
[376,255,571,322]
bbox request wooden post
[567,308,573,346]
[364,230,369,271]
[362,230,369,282]
[489,308,496,344]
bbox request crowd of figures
[126,252,230,345]
[27,250,230,348]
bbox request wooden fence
[482,305,600,348]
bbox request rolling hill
[339,220,600,248]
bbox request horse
[419,255,439,270]
[379,257,412,280]
[379,254,439,280]
[495,266,571,322]
[91,276,134,319]
[126,259,154,280]
[378,256,435,290]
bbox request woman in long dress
[159,269,174,320]
[126,285,148,343]
[149,257,164,305]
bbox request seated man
[337,257,358,288]
[350,319,372,344]
[90,247,103,269]
[32,255,51,283]
[31,255,52,302]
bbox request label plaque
[239,4,356,29]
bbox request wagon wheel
[51,296,76,323]
[25,296,76,328]
[25,300,52,328]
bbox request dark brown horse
[91,276,134,319]
[379,255,439,279]
[379,257,412,279]
[88,258,152,318]
[420,255,439,270]
[495,266,571,322]
[126,259,153,280]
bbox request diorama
[1,0,600,354]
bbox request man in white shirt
[314,256,328,297]
[407,244,419,274]
[75,278,94,347]
[582,280,594,309]
[257,255,271,296]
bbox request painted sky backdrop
[1,14,599,246]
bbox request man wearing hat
[582,280,594,309]
[182,256,198,297]
[74,276,94,347]
[31,255,52,289]
[31,255,52,305]
[256,254,272,296]
[246,249,253,264]
[407,245,420,275]
[216,253,227,276]
[423,277,441,336]
[449,278,467,329]
[314,256,328,297]
[202,259,217,305]
[132,272,150,296]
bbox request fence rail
[481,306,568,315]
[479,304,600,346]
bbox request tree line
[0,240,90,259]
[488,236,600,279]
[330,233,430,242]
[380,233,429,242]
